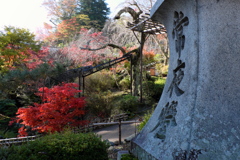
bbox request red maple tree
[11,83,87,137]
[23,47,52,70]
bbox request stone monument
[132,0,240,159]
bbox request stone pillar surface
[132,0,240,159]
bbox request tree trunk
[131,32,146,98]
[131,49,141,96]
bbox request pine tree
[77,0,110,30]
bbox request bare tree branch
[130,0,142,12]
[80,43,126,55]
[114,7,142,21]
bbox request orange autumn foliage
[143,49,155,64]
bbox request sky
[0,0,124,33]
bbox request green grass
[154,77,166,86]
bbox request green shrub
[138,108,154,131]
[0,131,109,160]
[143,78,166,101]
[119,76,131,91]
[121,154,138,160]
[86,90,114,118]
[154,77,166,86]
[85,70,115,93]
[118,95,139,113]
[0,99,18,138]
[153,78,166,100]
[155,64,168,77]
[84,70,116,118]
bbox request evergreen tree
[77,0,110,30]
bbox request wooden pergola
[58,13,166,100]
[126,13,166,102]
[127,13,166,34]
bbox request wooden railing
[82,53,132,77]
[74,113,130,133]
[0,135,40,147]
[74,113,140,145]
[0,114,132,147]
[54,52,132,83]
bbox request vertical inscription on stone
[151,101,178,141]
[152,11,189,141]
[168,11,189,98]
[172,11,189,58]
[168,60,185,97]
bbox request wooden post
[78,69,84,97]
[119,118,121,145]
[140,32,145,103]
[78,71,82,97]
[82,76,85,96]
[135,119,137,136]
[130,55,133,96]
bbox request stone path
[94,122,139,142]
